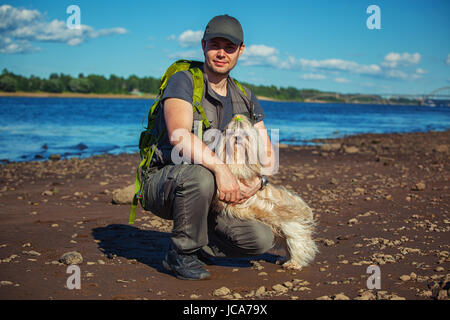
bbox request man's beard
[205,58,235,76]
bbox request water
[0,97,449,162]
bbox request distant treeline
[0,68,330,100]
[0,68,418,104]
[0,68,160,95]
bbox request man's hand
[214,164,242,204]
[235,176,261,204]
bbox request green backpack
[129,59,249,224]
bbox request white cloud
[334,77,349,83]
[297,58,381,75]
[237,45,425,83]
[381,52,421,68]
[168,49,203,60]
[300,73,326,80]
[178,30,203,47]
[416,68,427,74]
[0,4,127,54]
[384,69,408,80]
[240,44,280,67]
[165,33,425,84]
[0,35,40,53]
[0,4,40,30]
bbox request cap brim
[203,33,242,46]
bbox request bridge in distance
[307,86,450,106]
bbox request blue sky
[1,0,449,95]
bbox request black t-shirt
[161,71,265,129]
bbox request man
[142,15,277,280]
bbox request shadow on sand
[91,224,281,275]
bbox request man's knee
[182,165,216,200]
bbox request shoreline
[1,129,448,165]
[0,91,420,105]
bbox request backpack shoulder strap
[232,78,248,97]
[188,67,211,133]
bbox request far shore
[0,91,279,102]
[0,91,157,99]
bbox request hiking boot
[196,248,215,266]
[162,245,211,280]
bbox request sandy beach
[0,130,448,300]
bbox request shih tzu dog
[212,114,318,270]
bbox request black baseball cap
[203,15,244,46]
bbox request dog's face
[215,115,262,180]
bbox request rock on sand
[112,184,135,204]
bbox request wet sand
[0,130,448,300]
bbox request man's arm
[163,97,242,204]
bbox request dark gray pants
[142,164,274,257]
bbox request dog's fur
[212,115,318,270]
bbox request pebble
[316,295,332,300]
[355,291,376,300]
[111,184,135,204]
[214,286,231,297]
[334,293,350,300]
[412,182,425,191]
[272,284,288,293]
[434,266,444,272]
[399,275,411,281]
[355,187,365,194]
[42,190,53,196]
[255,286,266,296]
[59,251,83,265]
[344,146,359,154]
[233,293,243,299]
[49,154,61,161]
[22,250,41,256]
[437,290,448,300]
